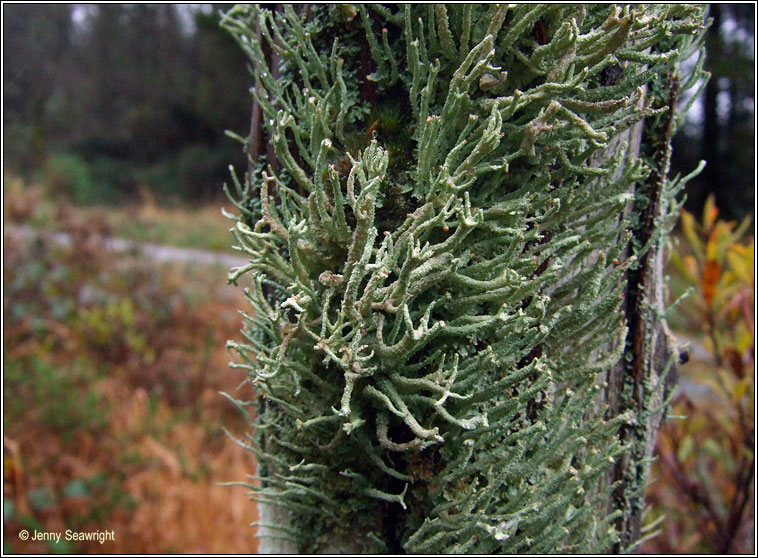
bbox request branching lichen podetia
[220,4,708,553]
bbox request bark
[608,73,684,552]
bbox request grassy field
[4,174,235,253]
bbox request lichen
[221,4,708,553]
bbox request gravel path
[4,224,249,269]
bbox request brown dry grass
[3,218,261,553]
[5,385,259,554]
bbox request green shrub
[87,156,139,204]
[42,153,97,205]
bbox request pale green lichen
[221,4,708,553]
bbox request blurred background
[2,3,754,554]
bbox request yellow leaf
[725,253,747,282]
[712,221,737,262]
[735,326,754,355]
[702,193,718,230]
[677,434,695,463]
[721,270,738,290]
[733,377,750,402]
[672,252,698,284]
[680,210,704,260]
[705,239,717,262]
[727,241,755,284]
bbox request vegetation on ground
[3,202,258,553]
[4,173,234,253]
[643,196,754,554]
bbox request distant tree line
[673,3,754,221]
[3,4,251,202]
[3,4,753,215]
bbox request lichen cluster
[221,5,707,553]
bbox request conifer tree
[220,5,708,553]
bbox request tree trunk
[607,75,684,552]
[224,5,709,554]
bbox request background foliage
[3,198,259,553]
[3,4,250,203]
[643,196,754,554]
